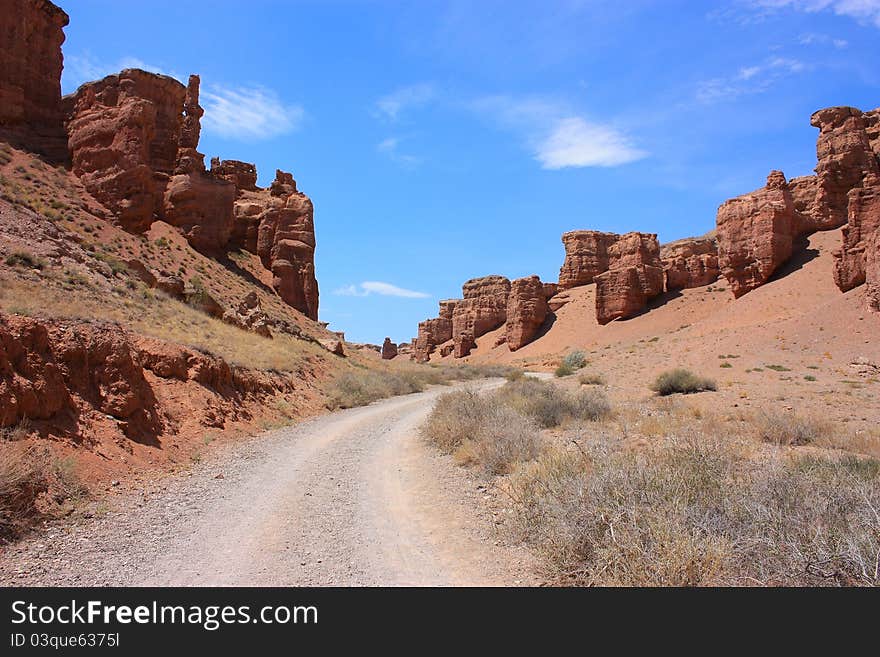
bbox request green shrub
[650,369,716,396]
[562,350,588,370]
[555,364,574,378]
[493,379,610,428]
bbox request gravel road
[0,380,539,586]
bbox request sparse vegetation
[766,364,791,372]
[650,369,716,396]
[5,251,45,270]
[0,446,49,540]
[578,372,605,386]
[755,410,831,446]
[719,362,732,368]
[508,433,880,586]
[554,363,574,377]
[562,350,588,370]
[494,378,611,428]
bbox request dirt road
[0,381,539,586]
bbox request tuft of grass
[719,362,732,369]
[650,369,716,396]
[804,375,816,382]
[555,364,574,378]
[578,372,605,386]
[0,446,50,540]
[5,251,45,270]
[766,364,791,372]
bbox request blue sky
[59,0,880,344]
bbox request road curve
[0,380,539,586]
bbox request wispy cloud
[374,84,435,121]
[201,85,304,140]
[469,95,646,169]
[798,32,849,47]
[747,0,880,27]
[697,56,807,103]
[62,52,175,92]
[333,281,430,299]
[376,137,422,168]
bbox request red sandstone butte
[833,175,880,292]
[594,232,663,324]
[253,171,319,320]
[661,237,719,290]
[716,171,796,298]
[66,69,187,233]
[452,276,511,358]
[866,231,879,312]
[558,230,619,290]
[414,299,457,362]
[506,275,549,351]
[381,338,398,360]
[0,0,69,161]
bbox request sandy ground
[0,381,540,587]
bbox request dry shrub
[422,390,542,475]
[578,372,605,386]
[508,434,880,586]
[651,369,716,396]
[494,378,610,428]
[755,410,832,446]
[0,445,50,540]
[328,369,428,409]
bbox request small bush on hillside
[456,406,542,476]
[562,351,588,370]
[421,390,493,454]
[650,369,716,396]
[5,251,44,270]
[328,369,428,409]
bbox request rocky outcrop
[66,69,187,233]
[0,312,297,441]
[413,299,457,362]
[0,0,69,161]
[452,276,511,358]
[716,171,796,298]
[222,292,272,338]
[804,107,880,231]
[210,158,258,193]
[558,230,619,290]
[866,231,880,312]
[163,172,236,254]
[251,170,319,320]
[594,232,663,324]
[381,338,398,360]
[662,237,719,290]
[506,275,548,351]
[833,175,880,292]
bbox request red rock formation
[795,107,880,231]
[413,299,457,362]
[866,231,879,312]
[452,276,510,358]
[0,0,69,161]
[558,230,619,289]
[253,170,319,320]
[163,172,236,254]
[66,69,187,233]
[381,338,398,360]
[833,175,880,292]
[716,171,796,298]
[506,275,548,351]
[662,237,719,290]
[594,232,663,324]
[210,158,258,192]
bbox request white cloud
[375,84,435,121]
[470,95,646,169]
[201,85,304,140]
[536,117,647,169]
[333,281,430,299]
[376,137,421,167]
[697,56,807,103]
[798,32,850,46]
[748,0,880,27]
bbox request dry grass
[651,369,717,395]
[508,434,880,586]
[494,378,611,428]
[0,445,49,540]
[578,372,605,386]
[755,410,833,446]
[422,390,542,475]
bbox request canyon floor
[0,381,540,587]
